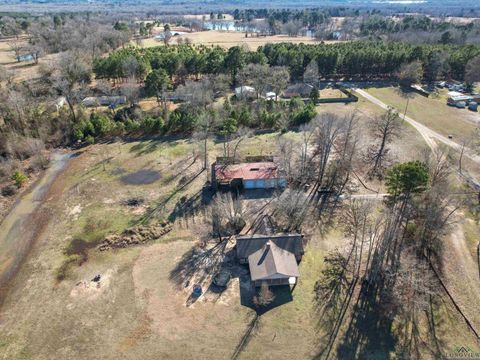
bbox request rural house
[236,234,304,287]
[283,83,314,98]
[212,159,287,190]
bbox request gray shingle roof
[248,241,300,281]
[236,234,304,260]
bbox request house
[98,96,127,106]
[212,160,287,189]
[265,91,276,100]
[235,86,256,99]
[283,83,314,98]
[82,97,100,107]
[82,96,127,107]
[236,233,304,287]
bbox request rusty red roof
[214,162,278,181]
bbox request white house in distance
[235,86,256,99]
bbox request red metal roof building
[212,162,287,189]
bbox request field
[137,30,324,50]
[364,87,480,140]
[0,37,58,83]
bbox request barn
[212,161,287,190]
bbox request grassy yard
[365,87,479,139]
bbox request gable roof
[236,233,304,260]
[248,241,299,281]
[214,162,279,182]
[285,83,314,96]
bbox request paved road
[354,88,480,165]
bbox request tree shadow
[239,278,293,316]
[169,239,229,289]
[334,279,396,360]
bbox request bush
[1,185,17,197]
[12,171,28,188]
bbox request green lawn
[365,87,478,139]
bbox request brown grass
[136,30,331,50]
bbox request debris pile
[98,223,172,251]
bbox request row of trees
[94,41,480,89]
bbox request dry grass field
[138,30,323,50]
[0,37,58,82]
[364,87,480,139]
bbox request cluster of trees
[95,41,480,86]
[1,13,130,65]
[267,109,459,349]
[259,42,480,81]
[94,45,267,84]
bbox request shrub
[1,185,17,197]
[12,171,28,188]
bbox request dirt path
[441,225,480,334]
[0,151,72,303]
[354,88,480,164]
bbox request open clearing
[138,30,324,50]
[0,37,58,82]
[364,87,479,139]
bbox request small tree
[253,282,275,307]
[385,161,429,202]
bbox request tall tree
[366,108,402,178]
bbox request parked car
[468,102,478,112]
[455,101,466,108]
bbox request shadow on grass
[169,239,229,289]
[137,168,204,224]
[333,279,396,360]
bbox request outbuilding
[212,161,287,190]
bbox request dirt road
[0,151,72,303]
[354,88,480,164]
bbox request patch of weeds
[56,217,113,282]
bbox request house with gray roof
[236,233,304,287]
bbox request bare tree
[52,51,91,122]
[303,60,319,86]
[268,66,290,101]
[366,108,402,178]
[211,192,246,237]
[120,77,140,106]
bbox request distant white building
[235,86,256,99]
[82,96,127,107]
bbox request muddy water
[0,151,72,299]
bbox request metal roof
[214,162,279,182]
